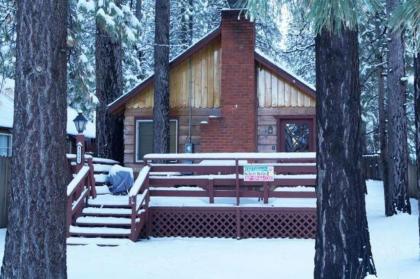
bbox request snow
[66,106,96,138]
[144,152,316,160]
[76,216,134,225]
[0,81,96,137]
[0,78,14,128]
[67,166,90,196]
[149,196,316,208]
[129,166,150,196]
[70,226,130,235]
[0,180,419,278]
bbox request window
[278,118,315,152]
[0,133,12,157]
[135,119,178,161]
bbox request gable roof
[108,28,316,114]
[109,28,222,114]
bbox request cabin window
[278,118,315,152]
[0,133,12,157]
[135,119,178,161]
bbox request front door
[278,117,315,152]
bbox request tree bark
[1,1,68,278]
[314,26,376,279]
[386,0,411,214]
[414,52,419,252]
[153,0,170,154]
[95,0,124,162]
[378,58,393,215]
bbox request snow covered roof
[0,78,15,129]
[0,79,96,138]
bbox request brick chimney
[200,9,257,152]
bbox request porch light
[73,112,88,134]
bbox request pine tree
[95,0,124,161]
[386,0,411,214]
[153,0,170,154]
[1,0,68,277]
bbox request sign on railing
[243,165,274,182]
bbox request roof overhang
[108,28,222,114]
[254,51,316,99]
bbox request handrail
[129,165,151,241]
[66,163,96,237]
[129,166,151,197]
[67,166,89,196]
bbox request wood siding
[127,40,221,110]
[257,107,316,153]
[257,66,316,108]
[124,107,220,172]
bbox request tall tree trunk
[153,0,170,154]
[95,0,124,162]
[1,1,68,278]
[314,26,376,279]
[386,0,411,214]
[378,58,393,215]
[415,52,420,253]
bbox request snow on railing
[129,166,151,197]
[67,166,90,196]
[144,152,316,161]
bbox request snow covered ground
[0,180,419,278]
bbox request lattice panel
[240,209,316,239]
[149,207,316,239]
[150,207,237,238]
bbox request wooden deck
[66,153,317,244]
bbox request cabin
[64,10,318,243]
[109,9,316,172]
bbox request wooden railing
[144,152,317,206]
[128,166,151,241]
[66,157,96,237]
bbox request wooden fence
[0,157,11,228]
[362,154,418,198]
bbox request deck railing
[66,157,96,236]
[143,152,317,206]
[128,166,151,241]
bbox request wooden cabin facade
[109,10,316,172]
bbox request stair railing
[128,165,151,241]
[66,161,96,237]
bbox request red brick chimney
[200,9,257,152]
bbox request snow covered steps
[69,225,131,238]
[67,237,132,246]
[75,216,137,228]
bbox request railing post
[235,159,239,206]
[208,178,214,204]
[87,157,96,198]
[263,182,269,204]
[66,198,72,237]
[130,195,137,241]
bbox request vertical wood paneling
[257,66,315,108]
[258,68,265,106]
[127,40,221,109]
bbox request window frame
[276,115,315,152]
[134,118,178,163]
[0,132,12,157]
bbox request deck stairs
[66,155,143,246]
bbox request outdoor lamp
[73,112,88,134]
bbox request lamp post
[73,112,88,172]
